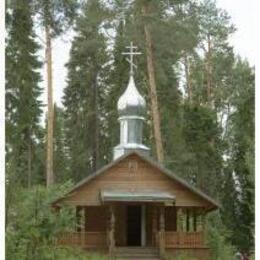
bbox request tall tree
[181,103,223,195]
[53,105,69,183]
[104,3,152,159]
[185,0,235,108]
[63,0,109,181]
[222,58,255,253]
[32,0,78,186]
[6,0,43,188]
[110,0,200,165]
[141,0,164,162]
[174,0,236,195]
[105,18,130,158]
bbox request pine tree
[53,105,69,183]
[223,58,255,253]
[184,0,235,108]
[63,0,110,181]
[174,0,235,196]
[6,0,43,188]
[104,6,151,160]
[104,19,129,160]
[109,0,201,165]
[32,0,78,186]
[181,103,223,195]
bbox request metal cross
[122,42,142,75]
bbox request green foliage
[181,103,223,196]
[63,0,110,181]
[53,105,70,183]
[6,0,43,187]
[5,182,83,260]
[221,58,255,253]
[206,212,235,260]
[184,0,235,107]
[32,0,78,37]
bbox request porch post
[196,208,206,246]
[108,205,115,256]
[159,206,165,258]
[141,205,146,246]
[201,210,206,245]
[152,206,157,246]
[80,207,85,247]
[177,208,184,246]
[193,208,197,232]
[186,208,190,232]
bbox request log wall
[59,154,212,208]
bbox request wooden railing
[58,231,107,248]
[58,231,205,249]
[165,231,206,248]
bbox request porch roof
[100,189,175,203]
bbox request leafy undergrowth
[53,247,108,260]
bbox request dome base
[113,143,150,160]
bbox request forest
[5,0,254,259]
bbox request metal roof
[101,189,175,203]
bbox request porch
[57,203,208,258]
[58,230,206,249]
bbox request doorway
[127,205,141,246]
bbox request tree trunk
[92,74,99,171]
[45,25,54,186]
[206,34,212,104]
[184,55,192,102]
[28,137,32,188]
[142,3,164,163]
[159,206,165,257]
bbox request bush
[5,182,89,260]
[206,211,235,260]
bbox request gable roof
[52,150,220,210]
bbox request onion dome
[118,75,146,118]
[113,42,150,160]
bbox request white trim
[119,115,145,120]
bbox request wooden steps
[115,247,160,260]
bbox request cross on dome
[122,41,142,75]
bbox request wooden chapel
[52,42,219,259]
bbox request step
[116,247,158,252]
[116,256,160,260]
[115,256,161,260]
[115,247,160,260]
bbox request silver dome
[118,75,146,117]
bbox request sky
[39,0,256,113]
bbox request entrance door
[127,205,141,246]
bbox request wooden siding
[165,206,177,231]
[59,154,212,208]
[84,206,107,232]
[115,205,127,246]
